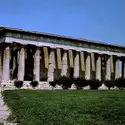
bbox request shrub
[14,80,23,88]
[88,79,102,90]
[30,81,39,88]
[57,76,73,89]
[74,77,88,90]
[49,81,57,87]
[104,80,114,90]
[115,78,125,90]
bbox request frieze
[4,31,125,54]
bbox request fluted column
[2,46,10,83]
[122,60,125,78]
[115,58,120,79]
[106,56,111,80]
[57,48,62,69]
[110,55,114,73]
[61,50,68,76]
[80,51,85,71]
[68,50,73,68]
[18,47,25,81]
[74,52,79,78]
[33,48,40,81]
[96,55,101,80]
[91,53,95,72]
[48,49,54,81]
[43,47,49,69]
[85,53,90,80]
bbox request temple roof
[0,26,125,49]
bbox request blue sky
[0,0,125,46]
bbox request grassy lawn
[2,90,125,125]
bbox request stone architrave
[48,49,54,81]
[80,51,85,71]
[85,53,90,79]
[57,49,62,69]
[115,58,120,79]
[43,47,49,69]
[74,52,80,78]
[68,50,73,68]
[106,56,111,80]
[96,55,101,80]
[2,46,10,83]
[33,48,40,81]
[61,51,68,76]
[18,47,25,81]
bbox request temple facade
[0,26,125,88]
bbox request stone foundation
[0,81,118,90]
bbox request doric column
[115,58,120,79]
[74,52,79,78]
[43,47,49,69]
[96,55,101,80]
[2,46,10,83]
[91,53,95,72]
[106,56,111,80]
[61,50,68,76]
[18,47,25,81]
[56,48,62,69]
[122,60,125,78]
[48,49,54,81]
[80,51,85,71]
[85,53,90,80]
[0,51,2,81]
[68,50,73,68]
[13,55,16,72]
[110,55,114,73]
[33,48,40,81]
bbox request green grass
[2,90,125,125]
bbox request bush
[115,78,125,90]
[14,80,23,88]
[88,79,102,90]
[49,81,57,87]
[30,81,39,88]
[104,80,114,90]
[57,76,73,89]
[74,77,88,90]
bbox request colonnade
[0,44,125,84]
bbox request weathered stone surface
[34,48,40,81]
[61,51,68,76]
[80,51,85,71]
[2,46,10,83]
[96,55,101,80]
[57,49,62,69]
[115,59,120,79]
[110,55,114,73]
[74,52,79,78]
[43,47,49,69]
[48,50,54,81]
[68,50,73,67]
[85,53,91,80]
[18,47,25,81]
[106,56,111,80]
[91,53,95,71]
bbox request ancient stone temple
[0,26,125,88]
